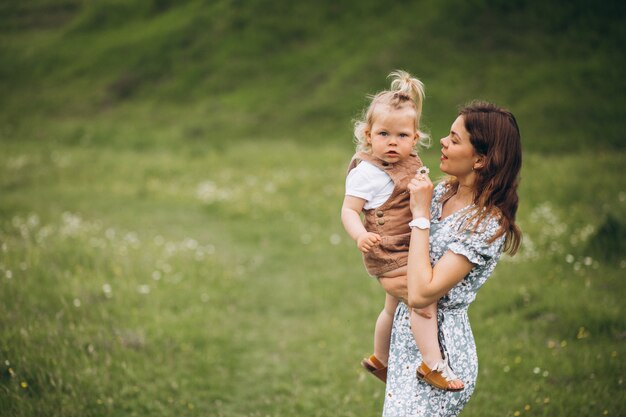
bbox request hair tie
[393,92,411,102]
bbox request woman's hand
[408,168,434,218]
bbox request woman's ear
[473,155,486,171]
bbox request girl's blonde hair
[354,70,430,153]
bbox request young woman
[380,101,522,416]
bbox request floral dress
[382,183,506,417]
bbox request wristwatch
[409,217,430,230]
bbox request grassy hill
[1,0,625,151]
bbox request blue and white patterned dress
[382,183,506,417]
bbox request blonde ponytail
[388,70,425,117]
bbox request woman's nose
[440,137,446,146]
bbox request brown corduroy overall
[347,151,423,277]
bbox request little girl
[341,70,464,391]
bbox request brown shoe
[361,354,387,383]
[416,359,464,392]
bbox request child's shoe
[361,354,387,383]
[416,359,464,392]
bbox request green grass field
[1,1,625,416]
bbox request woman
[379,101,522,416]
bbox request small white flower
[102,283,112,297]
[264,182,276,193]
[417,166,430,175]
[184,238,198,250]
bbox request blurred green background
[1,1,625,416]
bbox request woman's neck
[453,179,475,206]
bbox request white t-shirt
[345,161,394,209]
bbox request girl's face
[439,116,480,178]
[366,106,418,164]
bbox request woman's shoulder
[463,206,503,230]
[450,207,505,264]
[479,207,504,230]
[464,207,506,250]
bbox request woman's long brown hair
[443,101,522,255]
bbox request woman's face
[439,116,479,178]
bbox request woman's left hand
[408,168,434,218]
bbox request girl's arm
[341,195,368,241]
[405,177,475,309]
[341,195,381,252]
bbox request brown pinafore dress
[347,151,423,277]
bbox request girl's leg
[410,304,464,390]
[373,293,399,366]
[409,303,442,368]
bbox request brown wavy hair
[443,101,522,255]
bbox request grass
[1,138,624,416]
[1,1,625,416]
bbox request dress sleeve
[448,214,505,266]
[430,182,447,217]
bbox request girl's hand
[357,232,382,253]
[408,168,434,218]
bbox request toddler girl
[341,70,463,391]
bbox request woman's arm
[406,230,475,308]
[405,176,475,309]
